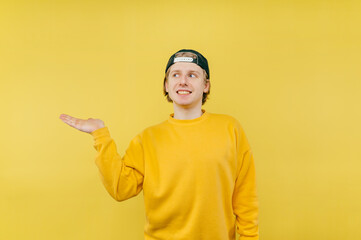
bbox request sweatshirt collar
[168,109,210,125]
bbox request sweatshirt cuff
[90,127,111,142]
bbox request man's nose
[179,75,188,84]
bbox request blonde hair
[163,52,211,105]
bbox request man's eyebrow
[188,70,201,74]
[170,69,201,74]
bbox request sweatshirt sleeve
[232,122,259,240]
[90,127,144,202]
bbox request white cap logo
[174,57,194,63]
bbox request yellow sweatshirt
[90,109,259,240]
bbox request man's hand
[59,114,105,133]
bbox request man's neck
[172,103,204,120]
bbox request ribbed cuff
[90,127,111,143]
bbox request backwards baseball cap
[165,49,210,79]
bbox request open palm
[59,114,105,133]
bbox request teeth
[178,91,191,95]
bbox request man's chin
[170,96,202,108]
[173,101,200,109]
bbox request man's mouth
[177,90,192,95]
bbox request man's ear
[165,80,168,93]
[203,80,210,93]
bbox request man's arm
[59,114,144,201]
[91,127,144,201]
[232,149,259,240]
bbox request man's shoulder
[208,112,241,125]
[137,119,169,136]
[207,112,247,134]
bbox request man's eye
[190,74,196,77]
[173,73,179,77]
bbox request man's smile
[177,90,192,95]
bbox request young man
[59,49,259,240]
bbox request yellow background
[1,0,360,239]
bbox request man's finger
[60,114,78,127]
[60,114,72,121]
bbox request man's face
[165,62,210,109]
